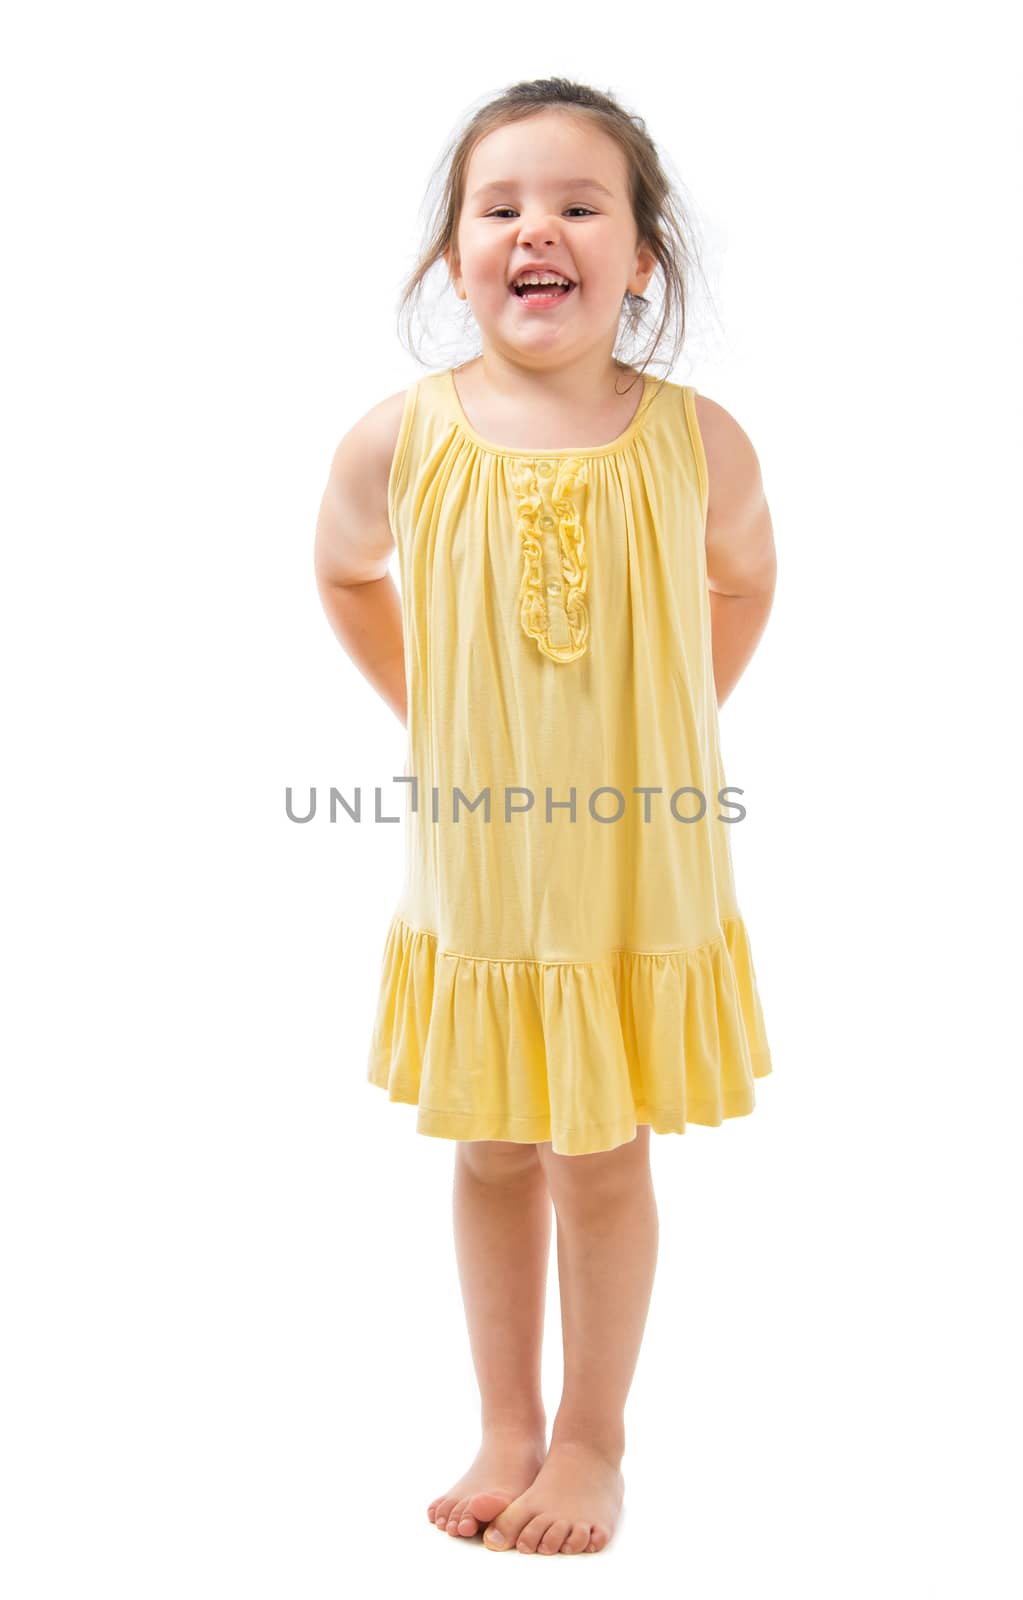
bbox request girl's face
[447,110,656,365]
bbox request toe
[562,1522,592,1553]
[484,1500,532,1551]
[445,1498,469,1536]
[588,1524,610,1552]
[453,1499,480,1537]
[515,1513,555,1553]
[466,1489,513,1523]
[433,1497,455,1529]
[538,1518,573,1554]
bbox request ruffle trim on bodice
[366,915,773,1156]
[510,455,590,663]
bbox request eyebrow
[470,178,615,202]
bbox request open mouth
[510,279,576,305]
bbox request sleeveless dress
[366,365,773,1156]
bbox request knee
[457,1139,541,1184]
[539,1127,651,1207]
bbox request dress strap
[681,386,709,524]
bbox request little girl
[315,76,776,1557]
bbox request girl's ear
[628,241,658,298]
[444,247,464,299]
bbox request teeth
[513,272,572,289]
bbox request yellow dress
[366,365,773,1156]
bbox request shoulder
[335,385,411,484]
[692,391,776,593]
[313,386,411,586]
[692,392,765,512]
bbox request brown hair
[396,77,709,392]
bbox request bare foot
[428,1429,547,1539]
[482,1438,624,1554]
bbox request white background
[3,2,1020,1595]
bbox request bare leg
[428,1139,552,1538]
[483,1126,659,1555]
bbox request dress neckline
[445,366,658,459]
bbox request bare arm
[695,394,777,708]
[313,390,408,726]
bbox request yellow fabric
[367,366,773,1155]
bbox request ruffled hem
[366,915,773,1156]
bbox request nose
[517,214,559,248]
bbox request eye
[484,206,596,219]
